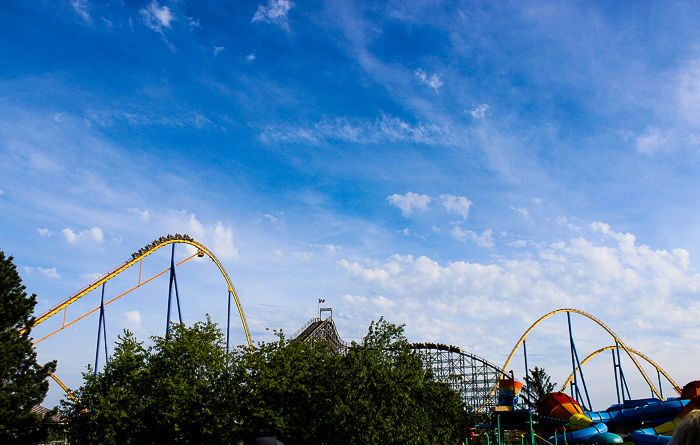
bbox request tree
[0,250,57,444]
[64,317,471,445]
[235,318,471,445]
[525,366,557,439]
[62,319,238,444]
[524,366,557,408]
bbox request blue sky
[3,0,700,408]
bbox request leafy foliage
[63,319,237,444]
[525,366,557,408]
[64,317,473,445]
[0,250,57,444]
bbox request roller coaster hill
[29,235,700,445]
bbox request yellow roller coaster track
[26,237,252,406]
[31,238,251,349]
[477,308,678,412]
[560,345,680,395]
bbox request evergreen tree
[0,250,57,444]
[525,366,556,408]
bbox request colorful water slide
[548,399,689,444]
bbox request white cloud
[38,267,61,279]
[165,211,239,261]
[415,68,444,93]
[511,206,530,219]
[636,127,670,154]
[0,189,3,195]
[440,194,472,220]
[22,267,33,274]
[292,251,313,261]
[53,113,63,122]
[532,198,542,205]
[37,228,53,237]
[273,249,283,256]
[128,207,150,222]
[245,54,256,62]
[337,224,700,370]
[141,1,174,30]
[71,0,92,24]
[451,227,495,248]
[508,239,528,247]
[62,227,104,244]
[186,17,200,30]
[80,272,103,282]
[557,216,582,231]
[309,244,341,254]
[140,0,175,50]
[387,192,432,217]
[252,0,294,30]
[468,104,490,119]
[124,310,142,325]
[213,46,225,56]
[261,113,451,146]
[398,228,411,236]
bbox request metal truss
[409,343,513,411]
[292,314,527,411]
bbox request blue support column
[226,289,232,354]
[612,349,621,405]
[567,313,579,402]
[166,244,183,337]
[523,337,529,380]
[94,282,108,374]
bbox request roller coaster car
[197,249,205,258]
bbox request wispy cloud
[37,228,54,237]
[468,104,490,119]
[71,0,92,24]
[128,207,150,222]
[140,0,176,50]
[309,244,341,254]
[213,46,225,56]
[387,192,431,217]
[62,227,104,244]
[414,68,443,93]
[260,113,454,146]
[292,251,313,261]
[451,227,495,248]
[511,206,530,219]
[38,267,61,279]
[440,194,472,220]
[165,211,239,260]
[123,310,142,325]
[252,0,294,30]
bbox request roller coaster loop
[31,237,251,349]
[478,308,678,412]
[560,345,680,395]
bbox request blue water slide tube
[549,422,608,444]
[630,428,671,445]
[587,399,687,427]
[547,400,688,445]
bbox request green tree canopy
[63,317,472,445]
[525,366,557,409]
[0,250,57,444]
